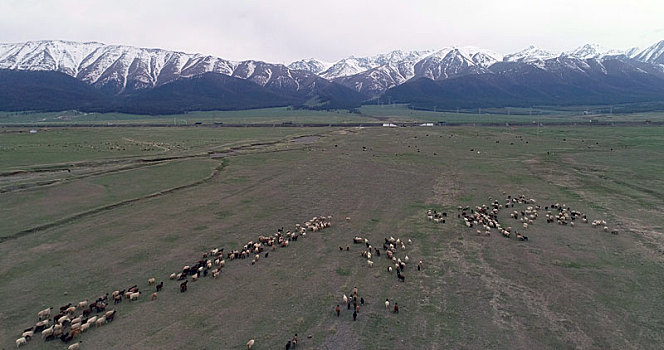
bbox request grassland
[3,105,664,126]
[0,124,662,349]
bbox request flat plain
[1,122,663,349]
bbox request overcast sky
[1,0,662,63]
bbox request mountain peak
[633,40,664,64]
[565,43,623,59]
[504,45,556,63]
[288,58,332,74]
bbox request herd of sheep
[14,215,333,349]
[427,193,614,240]
[334,231,422,322]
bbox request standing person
[335,305,341,317]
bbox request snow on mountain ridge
[633,40,664,65]
[565,43,625,59]
[504,45,556,62]
[288,58,332,74]
[0,40,308,93]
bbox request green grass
[0,125,662,349]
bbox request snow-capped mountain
[633,40,664,65]
[504,45,556,63]
[319,50,431,80]
[565,43,625,59]
[413,47,501,81]
[3,39,664,113]
[330,47,501,96]
[0,40,322,94]
[288,58,331,74]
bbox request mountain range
[1,40,664,113]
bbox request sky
[0,0,663,64]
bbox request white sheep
[80,323,90,332]
[77,300,88,309]
[342,294,348,305]
[38,307,52,320]
[86,316,97,325]
[367,260,374,268]
[96,316,106,327]
[16,337,26,348]
[404,255,410,264]
[41,326,54,339]
[247,339,255,349]
[68,342,81,350]
[65,306,76,314]
[21,330,33,340]
[130,292,140,301]
[385,299,390,310]
[148,278,156,285]
[169,273,176,280]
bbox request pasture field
[0,108,377,125]
[3,106,664,126]
[0,124,663,349]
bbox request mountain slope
[382,57,664,109]
[120,73,296,114]
[633,40,664,65]
[0,69,109,111]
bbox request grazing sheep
[148,278,156,285]
[151,293,158,301]
[367,260,374,268]
[95,316,106,327]
[38,307,52,320]
[385,299,390,309]
[247,339,255,349]
[16,337,27,348]
[169,273,176,280]
[105,310,116,322]
[156,281,163,292]
[387,266,393,273]
[21,330,34,340]
[68,342,81,350]
[41,326,54,339]
[180,280,188,293]
[335,305,341,316]
[80,323,90,332]
[77,300,88,309]
[130,292,140,301]
[86,316,97,325]
[65,306,76,315]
